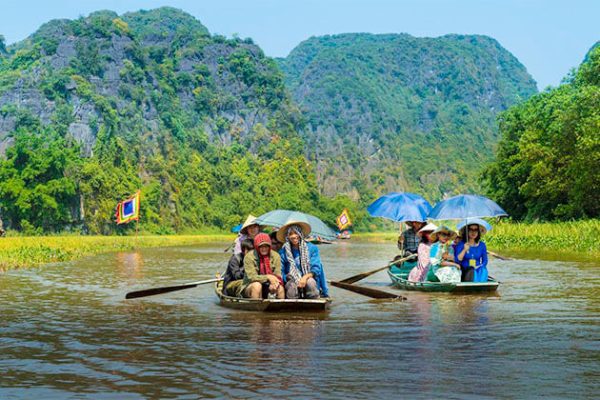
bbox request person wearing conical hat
[278,221,329,299]
[407,223,437,282]
[455,222,489,282]
[233,214,262,255]
[425,226,461,283]
[241,233,284,299]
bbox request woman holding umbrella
[455,220,489,282]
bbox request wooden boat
[387,267,499,293]
[215,282,332,312]
[307,236,334,245]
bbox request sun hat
[253,233,272,248]
[417,223,438,237]
[240,214,262,235]
[276,220,312,243]
[429,225,457,242]
[457,218,491,236]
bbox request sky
[1,0,598,89]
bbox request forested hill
[278,33,538,201]
[483,43,600,220]
[0,8,329,234]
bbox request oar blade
[125,277,222,299]
[329,280,405,300]
[125,283,198,299]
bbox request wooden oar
[339,254,417,284]
[125,277,223,299]
[328,280,405,300]
[488,251,512,260]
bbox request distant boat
[307,236,334,245]
[336,230,352,240]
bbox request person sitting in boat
[278,222,329,299]
[455,222,489,282]
[398,221,426,256]
[233,215,262,255]
[269,230,283,252]
[241,233,285,299]
[222,239,254,296]
[407,223,438,282]
[426,226,461,283]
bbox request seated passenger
[455,222,489,282]
[426,226,461,283]
[407,223,437,282]
[398,221,426,257]
[222,239,254,296]
[278,222,329,299]
[241,233,284,299]
[233,215,262,255]
[269,230,283,252]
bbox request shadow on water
[1,241,599,398]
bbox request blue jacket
[280,242,329,297]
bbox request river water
[1,241,598,399]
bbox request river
[1,241,598,398]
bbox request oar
[328,280,405,300]
[488,251,512,260]
[125,277,223,299]
[339,254,417,284]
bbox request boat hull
[387,269,499,293]
[215,283,332,312]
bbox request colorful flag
[336,208,352,230]
[116,191,140,224]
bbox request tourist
[222,239,254,296]
[455,222,489,282]
[241,233,284,299]
[269,230,283,252]
[426,226,461,283]
[398,221,426,256]
[233,214,262,255]
[278,222,329,299]
[407,223,437,282]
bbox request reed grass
[0,234,234,272]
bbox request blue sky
[1,0,598,89]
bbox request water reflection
[116,251,144,280]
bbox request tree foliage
[483,44,600,220]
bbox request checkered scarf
[282,225,311,283]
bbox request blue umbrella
[254,210,337,240]
[367,192,432,222]
[428,194,507,220]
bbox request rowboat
[387,267,499,293]
[215,282,332,312]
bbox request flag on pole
[116,191,140,224]
[336,208,352,231]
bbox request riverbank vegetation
[0,234,233,272]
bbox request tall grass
[486,220,600,255]
[0,235,234,272]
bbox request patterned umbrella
[254,210,337,240]
[367,192,432,222]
